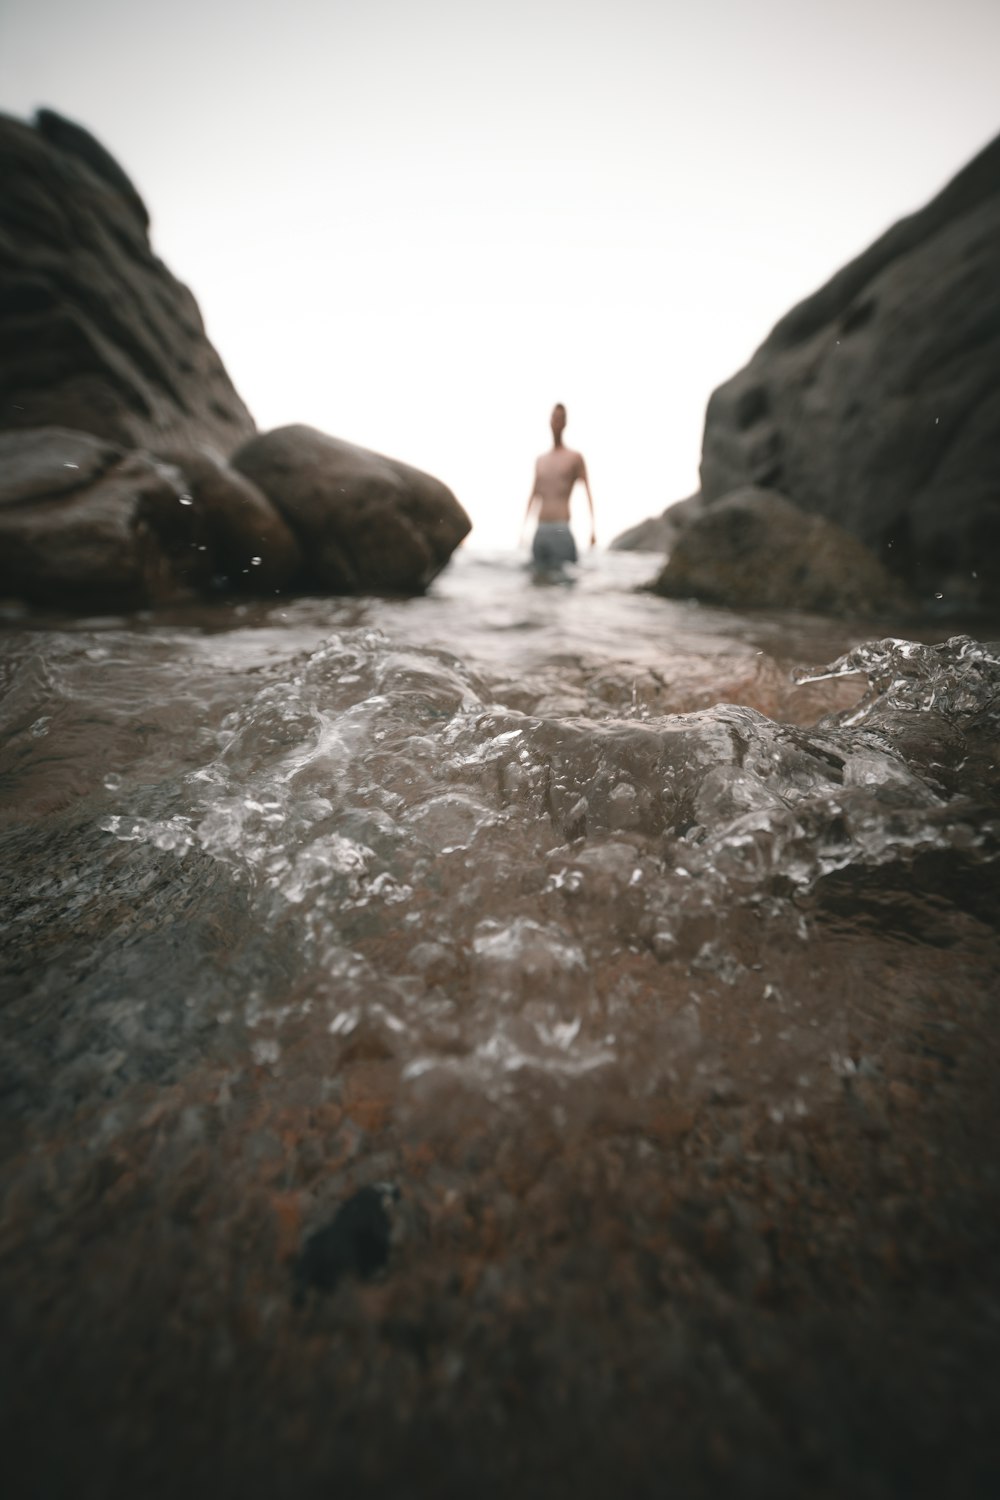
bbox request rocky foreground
[0,110,470,608]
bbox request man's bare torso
[531,446,585,523]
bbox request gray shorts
[532,523,578,569]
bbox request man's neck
[552,436,564,451]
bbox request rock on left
[0,109,467,610]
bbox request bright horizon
[2,0,998,551]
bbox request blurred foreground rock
[0,110,469,609]
[232,425,471,594]
[651,486,912,616]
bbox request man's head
[550,403,567,439]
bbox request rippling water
[2,548,999,1498]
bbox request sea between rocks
[2,546,999,1499]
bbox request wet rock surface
[1,573,998,1498]
[0,429,217,608]
[698,131,1000,610]
[650,487,913,616]
[155,446,303,592]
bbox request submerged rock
[232,424,471,594]
[698,131,1000,608]
[650,487,912,616]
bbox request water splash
[793,634,1000,725]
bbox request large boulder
[231,425,471,593]
[699,132,1000,609]
[650,486,912,616]
[0,428,214,609]
[0,109,254,455]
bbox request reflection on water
[2,549,999,1497]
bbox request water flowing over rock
[1,554,999,1496]
[650,486,912,616]
[231,424,472,594]
[0,109,254,454]
[699,131,1000,609]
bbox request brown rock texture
[0,108,254,454]
[157,447,303,593]
[0,427,214,608]
[699,131,1000,609]
[651,486,912,616]
[232,424,472,593]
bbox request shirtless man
[522,403,596,570]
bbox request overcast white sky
[2,0,998,548]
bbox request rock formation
[0,109,254,456]
[651,487,911,617]
[231,425,471,594]
[0,109,471,609]
[699,131,1000,610]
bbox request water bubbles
[250,1037,281,1067]
[250,556,262,567]
[794,636,1000,726]
[178,493,194,506]
[328,1008,360,1036]
[98,813,194,854]
[29,716,50,737]
[691,940,746,986]
[103,772,122,792]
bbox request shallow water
[2,548,999,1498]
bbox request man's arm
[520,460,543,545]
[520,485,539,546]
[578,456,596,548]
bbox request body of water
[2,547,999,1497]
